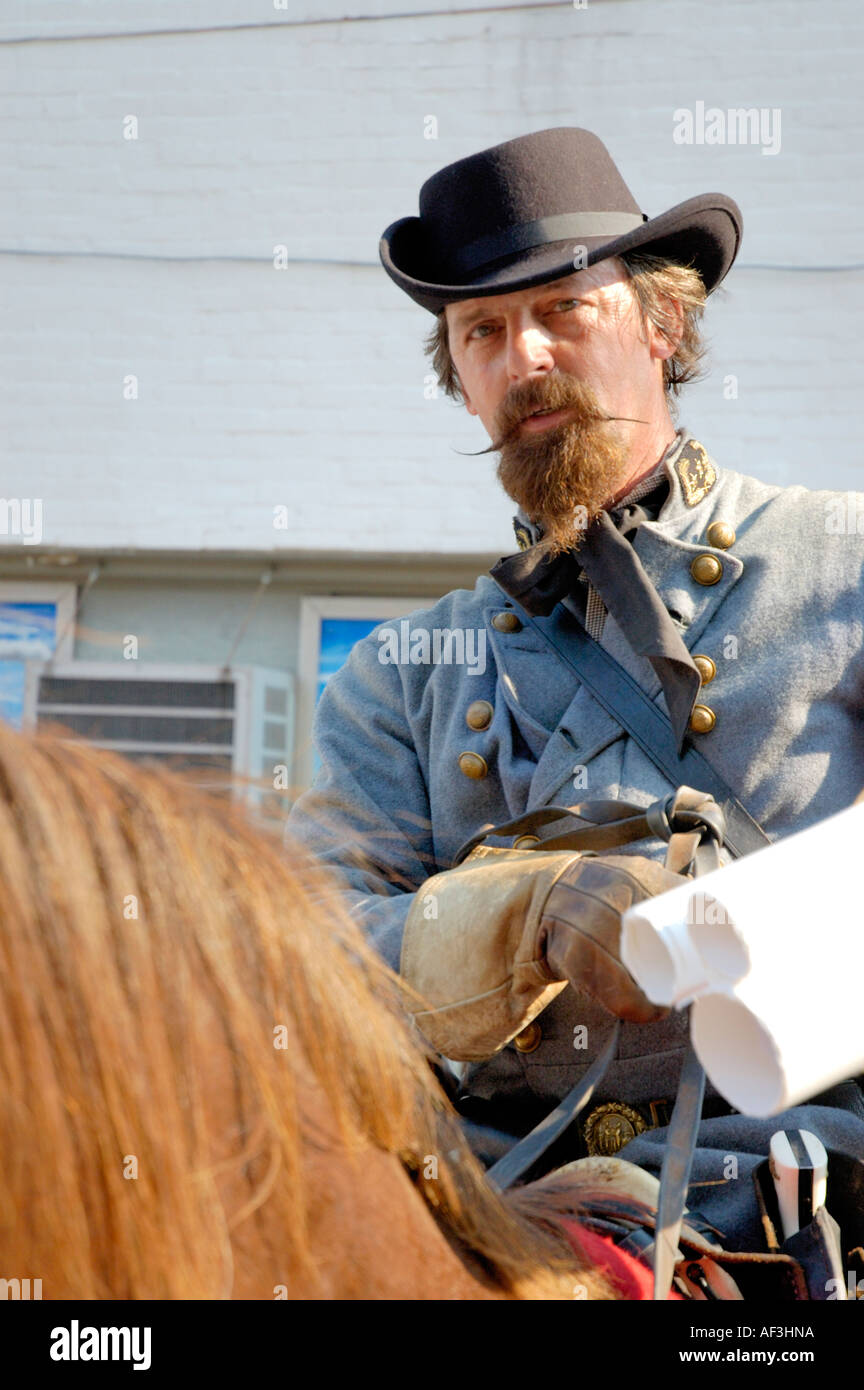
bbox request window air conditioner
[22,661,295,832]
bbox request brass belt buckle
[582,1101,649,1156]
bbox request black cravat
[489,477,702,755]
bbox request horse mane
[0,720,611,1299]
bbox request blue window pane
[311,616,389,779]
[317,618,382,703]
[0,660,26,729]
[0,602,59,730]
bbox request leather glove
[538,853,684,1024]
[401,845,686,1061]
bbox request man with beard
[450,264,681,558]
[287,129,864,1252]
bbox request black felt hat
[379,128,742,314]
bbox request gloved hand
[400,845,686,1061]
[538,852,684,1024]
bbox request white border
[295,594,433,791]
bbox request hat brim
[379,194,742,314]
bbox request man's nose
[505,318,556,381]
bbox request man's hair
[423,251,709,413]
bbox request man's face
[445,258,673,552]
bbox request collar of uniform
[654,429,719,524]
[511,428,717,551]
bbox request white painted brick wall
[2,0,863,556]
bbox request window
[0,582,76,728]
[296,595,433,789]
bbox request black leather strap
[485,1022,622,1192]
[455,787,726,876]
[455,798,662,864]
[653,1041,706,1300]
[519,602,771,860]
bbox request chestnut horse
[0,720,616,1300]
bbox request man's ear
[647,297,685,362]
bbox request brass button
[692,653,716,685]
[706,520,736,550]
[458,751,488,779]
[583,1102,648,1156]
[465,699,493,731]
[513,834,540,850]
[689,703,716,734]
[491,611,522,633]
[690,553,723,586]
[513,1020,542,1053]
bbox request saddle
[542,1154,864,1301]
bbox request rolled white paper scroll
[621,800,864,1116]
[621,879,751,1007]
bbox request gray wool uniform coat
[287,430,864,1248]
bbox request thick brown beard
[495,377,629,556]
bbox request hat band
[449,211,647,276]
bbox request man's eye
[467,300,580,340]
